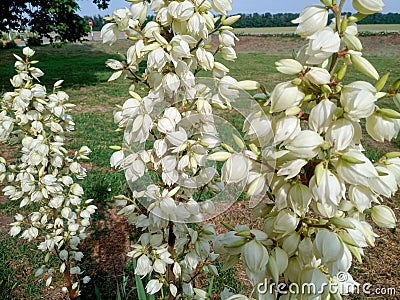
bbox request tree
[0,0,111,43]
[83,15,106,31]
[0,1,27,32]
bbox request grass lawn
[0,34,400,299]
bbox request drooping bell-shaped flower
[366,112,400,142]
[212,0,232,15]
[286,130,324,159]
[269,82,304,113]
[292,6,329,37]
[309,99,336,134]
[341,81,377,121]
[305,27,340,65]
[337,151,378,186]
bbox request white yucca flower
[341,81,377,121]
[212,0,232,15]
[366,112,400,142]
[304,27,340,65]
[101,23,119,45]
[275,59,303,75]
[292,6,329,37]
[269,81,304,113]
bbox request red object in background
[88,19,93,27]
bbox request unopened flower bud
[375,72,390,92]
[353,0,384,15]
[371,205,396,228]
[320,0,333,6]
[344,34,363,51]
[222,15,241,26]
[350,53,379,80]
[275,59,303,75]
[305,67,331,85]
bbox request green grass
[0,37,399,299]
[69,112,123,167]
[0,233,36,299]
[0,232,61,299]
[0,44,121,92]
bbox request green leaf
[95,284,102,300]
[116,284,122,300]
[207,276,215,298]
[379,108,400,119]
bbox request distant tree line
[232,12,400,28]
[80,12,400,32]
[358,12,400,25]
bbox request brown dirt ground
[232,34,400,57]
[82,209,133,276]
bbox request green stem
[128,68,150,88]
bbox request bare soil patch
[0,143,18,162]
[73,104,111,113]
[233,33,400,57]
[351,197,400,299]
[361,34,400,57]
[364,135,400,157]
[85,209,132,271]
[79,208,134,298]
[0,215,13,233]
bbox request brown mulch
[80,208,134,288]
[351,196,400,299]
[0,143,18,162]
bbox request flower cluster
[102,0,264,297]
[103,0,400,299]
[0,48,95,299]
[217,0,400,299]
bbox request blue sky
[77,0,400,17]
